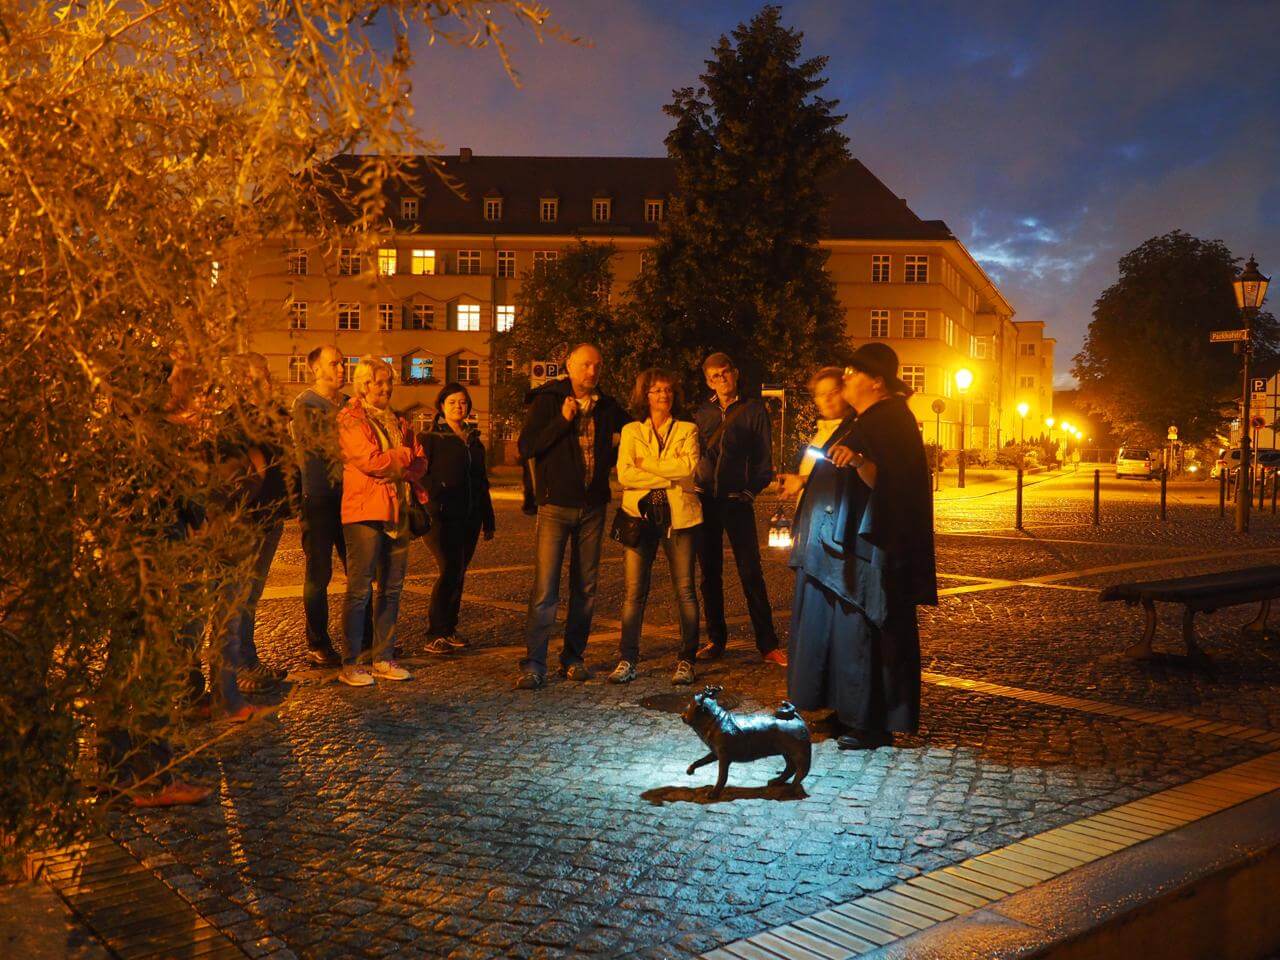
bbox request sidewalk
[0,881,109,960]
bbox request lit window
[904,254,929,283]
[288,356,308,383]
[973,335,989,359]
[902,310,927,339]
[338,247,361,276]
[484,198,503,222]
[870,309,889,339]
[901,364,925,392]
[944,315,955,347]
[286,248,308,276]
[592,198,611,222]
[382,356,396,378]
[496,305,515,333]
[457,250,481,275]
[456,357,480,383]
[344,357,360,380]
[539,198,558,223]
[407,356,434,383]
[377,248,397,276]
[1020,343,1037,356]
[411,249,436,275]
[456,303,480,332]
[533,250,558,272]
[497,250,517,278]
[378,302,396,331]
[337,302,361,330]
[872,254,890,283]
[645,199,665,223]
[942,370,953,398]
[407,303,434,330]
[1020,375,1036,389]
[288,301,309,330]
[401,198,419,221]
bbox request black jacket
[518,378,630,508]
[693,396,774,499]
[423,420,495,532]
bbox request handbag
[408,497,431,538]
[609,507,650,549]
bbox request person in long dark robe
[786,343,937,750]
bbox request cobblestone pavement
[108,485,1280,959]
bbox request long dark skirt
[786,571,921,734]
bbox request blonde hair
[350,355,395,400]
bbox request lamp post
[955,368,974,488]
[1016,402,1029,443]
[1234,256,1271,534]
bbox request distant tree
[627,4,854,403]
[1073,231,1279,445]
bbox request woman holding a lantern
[786,344,937,751]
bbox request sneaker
[558,663,591,682]
[671,660,696,686]
[762,648,789,668]
[514,671,545,690]
[608,661,637,684]
[338,666,374,687]
[372,661,411,682]
[237,663,282,693]
[697,642,725,661]
[306,645,342,668]
[424,637,453,656]
[445,635,470,650]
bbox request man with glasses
[692,352,786,667]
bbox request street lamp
[1016,402,1029,443]
[1234,255,1271,533]
[955,368,974,488]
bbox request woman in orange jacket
[336,357,427,686]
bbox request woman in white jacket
[609,368,703,686]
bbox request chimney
[459,147,472,163]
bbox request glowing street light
[1016,401,1029,443]
[956,368,974,488]
[1232,256,1271,534]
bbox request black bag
[408,498,431,538]
[609,508,650,549]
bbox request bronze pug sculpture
[681,686,811,798]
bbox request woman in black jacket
[423,383,495,654]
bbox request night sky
[408,1,1280,385]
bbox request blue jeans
[300,495,346,651]
[521,503,606,676]
[343,521,410,665]
[215,522,283,709]
[620,527,699,664]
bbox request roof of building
[316,152,955,241]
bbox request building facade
[248,150,1047,458]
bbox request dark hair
[702,351,735,372]
[630,367,682,418]
[434,381,473,422]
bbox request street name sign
[1210,328,1249,342]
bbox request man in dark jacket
[693,352,786,667]
[515,344,630,689]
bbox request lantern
[767,508,793,549]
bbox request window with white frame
[400,197,419,221]
[338,247,361,276]
[870,309,890,339]
[455,303,480,332]
[407,303,434,330]
[484,198,503,222]
[592,198,611,222]
[901,365,925,392]
[645,199,664,222]
[904,254,929,283]
[1019,375,1036,389]
[496,305,515,333]
[539,198,558,223]
[902,310,927,339]
[411,249,436,275]
[1020,343,1037,356]
[497,250,516,278]
[288,300,308,330]
[337,302,361,330]
[973,335,989,359]
[378,302,396,331]
[872,254,891,283]
[407,356,434,383]
[944,315,955,347]
[286,248,308,276]
[344,357,360,381]
[533,250,558,272]
[455,357,480,383]
[288,355,308,383]
[377,248,397,276]
[457,250,481,275]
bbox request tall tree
[1073,231,1279,445]
[628,4,853,399]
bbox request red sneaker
[762,648,789,668]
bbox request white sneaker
[339,666,374,687]
[372,660,411,681]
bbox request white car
[1115,447,1160,479]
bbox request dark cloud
[408,1,1280,385]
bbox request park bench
[1099,565,1280,663]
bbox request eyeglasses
[648,387,674,396]
[706,369,735,383]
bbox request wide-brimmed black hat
[845,342,911,395]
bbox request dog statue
[681,685,811,798]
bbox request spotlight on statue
[768,508,793,549]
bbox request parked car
[1213,448,1280,478]
[1115,446,1160,479]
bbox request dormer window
[484,197,503,222]
[539,197,558,223]
[645,199,664,223]
[400,198,419,221]
[592,198,612,223]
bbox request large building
[248,150,1049,456]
